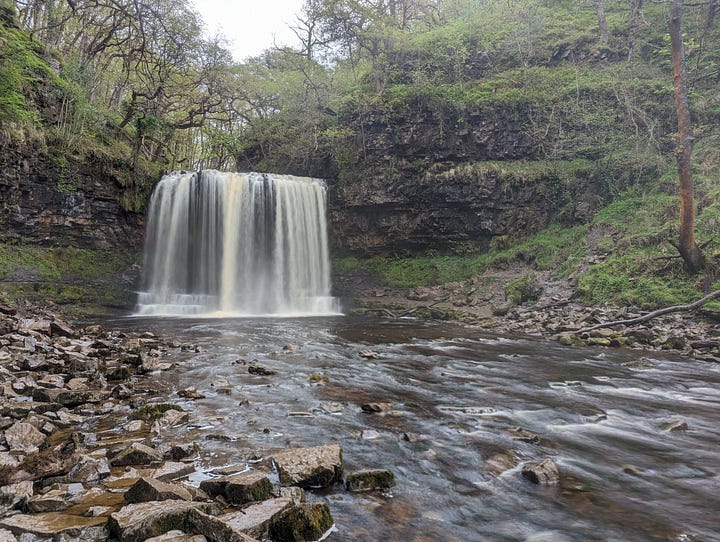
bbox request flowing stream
[108,316,720,542]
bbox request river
[109,315,720,541]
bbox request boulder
[0,481,33,515]
[191,499,293,540]
[186,510,259,542]
[272,445,343,489]
[345,469,395,492]
[110,442,163,467]
[108,500,215,542]
[267,503,334,542]
[0,529,16,541]
[27,489,68,513]
[153,461,196,482]
[0,512,106,539]
[522,459,560,485]
[124,477,193,503]
[163,443,198,461]
[4,422,46,452]
[49,320,76,338]
[68,454,111,483]
[199,471,273,505]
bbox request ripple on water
[106,316,720,541]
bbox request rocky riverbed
[1,285,718,541]
[0,302,399,542]
[344,273,720,363]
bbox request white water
[135,170,340,317]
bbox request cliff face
[0,136,145,251]
[327,105,595,255]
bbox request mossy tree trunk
[669,0,704,274]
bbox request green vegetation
[2,0,719,313]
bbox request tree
[668,0,704,273]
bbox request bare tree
[669,0,704,273]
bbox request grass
[333,178,720,312]
[0,243,137,282]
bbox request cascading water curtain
[135,171,340,316]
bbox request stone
[345,469,395,492]
[508,427,540,444]
[145,531,208,542]
[196,498,292,540]
[68,454,111,483]
[272,444,343,489]
[278,487,305,505]
[0,513,105,539]
[85,506,113,517]
[26,489,68,513]
[660,420,689,432]
[164,443,199,461]
[186,510,259,542]
[4,422,46,452]
[0,482,33,514]
[123,420,145,432]
[267,503,334,542]
[32,388,106,407]
[153,461,196,482]
[401,432,426,443]
[522,459,560,485]
[0,529,16,541]
[110,442,163,467]
[124,477,193,503]
[199,471,272,505]
[224,471,274,505]
[158,409,190,427]
[360,402,393,413]
[247,364,277,376]
[178,388,206,400]
[107,500,215,542]
[358,350,380,359]
[49,320,76,338]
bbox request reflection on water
[108,316,720,541]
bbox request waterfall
[135,170,340,316]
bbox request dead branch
[367,290,477,319]
[577,288,720,333]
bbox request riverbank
[1,296,719,540]
[0,301,366,541]
[339,269,720,363]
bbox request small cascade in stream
[135,170,340,316]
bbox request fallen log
[577,289,720,333]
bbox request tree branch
[576,289,720,333]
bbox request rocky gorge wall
[0,137,145,251]
[326,105,599,255]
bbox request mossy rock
[267,503,333,542]
[345,469,395,492]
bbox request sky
[192,0,306,61]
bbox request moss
[345,469,395,492]
[506,273,543,305]
[268,503,334,542]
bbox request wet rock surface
[0,303,353,542]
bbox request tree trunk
[627,0,643,61]
[669,0,704,273]
[594,0,609,46]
